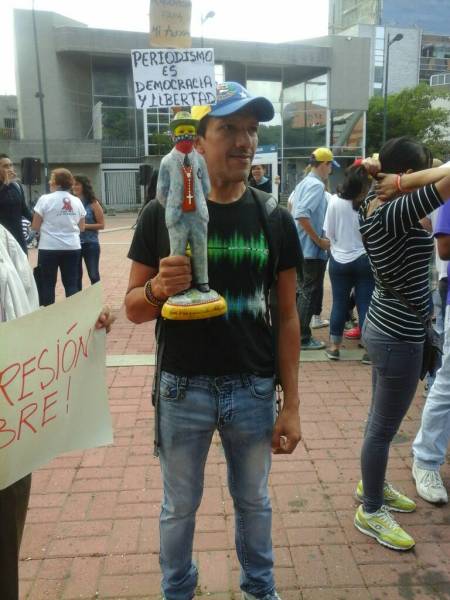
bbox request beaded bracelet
[143,279,165,308]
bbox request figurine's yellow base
[162,290,227,320]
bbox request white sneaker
[311,315,329,329]
[242,593,282,600]
[412,462,448,504]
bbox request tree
[366,84,450,159]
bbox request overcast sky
[0,0,328,94]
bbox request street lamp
[32,0,50,192]
[382,32,403,145]
[200,11,215,48]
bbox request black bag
[421,320,442,380]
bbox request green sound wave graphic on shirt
[207,231,268,268]
[223,285,266,318]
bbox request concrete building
[329,0,450,97]
[329,0,450,36]
[3,8,371,208]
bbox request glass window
[374,66,384,84]
[330,110,364,154]
[282,75,327,153]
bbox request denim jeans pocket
[159,372,182,402]
[248,375,275,400]
[372,343,421,378]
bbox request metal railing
[0,127,19,140]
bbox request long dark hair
[73,174,96,204]
[379,136,433,174]
[337,165,371,211]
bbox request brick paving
[20,214,450,599]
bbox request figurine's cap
[191,81,274,122]
[170,111,198,133]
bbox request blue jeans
[329,254,374,344]
[78,242,100,290]
[413,305,450,470]
[361,321,423,512]
[38,249,81,306]
[158,371,276,600]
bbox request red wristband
[396,174,406,193]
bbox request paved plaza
[19,214,450,599]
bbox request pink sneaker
[344,326,361,340]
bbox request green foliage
[258,124,281,146]
[366,84,450,158]
[149,133,172,156]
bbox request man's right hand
[152,255,192,298]
[318,237,330,251]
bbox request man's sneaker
[311,315,329,329]
[242,592,282,600]
[355,480,416,512]
[354,505,415,551]
[361,352,372,365]
[344,326,361,340]
[412,462,448,504]
[302,338,326,350]
[326,348,340,360]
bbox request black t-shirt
[249,177,272,194]
[128,189,301,376]
[0,182,32,253]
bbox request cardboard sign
[131,48,216,109]
[0,284,113,490]
[150,0,192,49]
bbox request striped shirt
[359,183,443,342]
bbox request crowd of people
[0,156,104,307]
[1,79,450,600]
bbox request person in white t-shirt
[31,168,86,306]
[323,163,375,361]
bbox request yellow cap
[191,105,212,121]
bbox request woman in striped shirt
[354,137,450,551]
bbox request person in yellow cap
[292,147,340,349]
[126,81,302,600]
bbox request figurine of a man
[156,111,211,293]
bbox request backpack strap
[248,186,284,389]
[150,200,170,457]
[248,186,281,289]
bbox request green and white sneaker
[354,505,415,551]
[242,592,282,600]
[355,480,416,512]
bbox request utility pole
[32,1,49,192]
[382,32,403,145]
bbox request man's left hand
[271,405,301,454]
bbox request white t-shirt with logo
[34,191,86,250]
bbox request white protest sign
[150,0,192,49]
[0,284,113,490]
[131,48,216,109]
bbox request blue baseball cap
[192,82,274,122]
